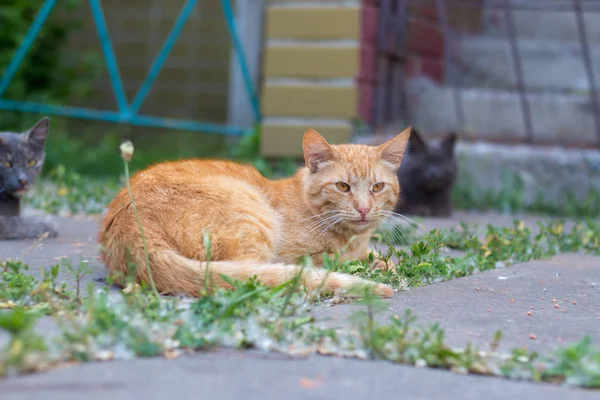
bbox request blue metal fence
[0,0,261,136]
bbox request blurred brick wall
[405,0,483,83]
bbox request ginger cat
[98,127,411,298]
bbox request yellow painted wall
[260,3,361,156]
[261,124,352,157]
[262,85,357,118]
[264,47,359,79]
[265,7,360,40]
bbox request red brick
[360,4,379,44]
[410,4,439,21]
[406,18,444,57]
[357,44,377,82]
[357,79,376,122]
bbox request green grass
[331,219,600,290]
[24,166,121,216]
[1,219,599,386]
[4,138,600,387]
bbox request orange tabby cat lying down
[98,127,411,298]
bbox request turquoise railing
[0,0,261,136]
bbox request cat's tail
[141,250,394,298]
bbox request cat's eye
[372,182,385,193]
[27,160,37,167]
[2,161,12,168]
[335,182,350,192]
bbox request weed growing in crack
[0,307,47,375]
[348,297,600,388]
[325,219,600,290]
[0,241,599,388]
[120,141,159,300]
[201,229,213,296]
[23,165,121,217]
[3,143,600,389]
[0,261,38,308]
[62,258,93,306]
[541,336,600,387]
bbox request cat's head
[301,127,411,233]
[402,129,457,191]
[0,117,49,197]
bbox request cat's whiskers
[313,214,346,242]
[298,212,345,239]
[300,209,340,223]
[299,218,336,240]
[376,216,412,247]
[301,211,341,230]
[305,209,351,240]
[378,210,426,236]
[301,218,339,239]
[374,214,403,244]
[385,219,410,246]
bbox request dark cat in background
[394,128,458,217]
[0,117,58,239]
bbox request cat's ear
[303,129,334,173]
[25,117,50,148]
[377,126,411,170]
[407,128,427,153]
[441,132,457,156]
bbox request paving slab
[1,349,598,400]
[1,211,599,396]
[315,253,600,353]
[1,211,597,352]
[0,214,104,287]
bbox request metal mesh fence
[371,0,600,149]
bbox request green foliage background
[0,0,102,129]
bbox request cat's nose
[18,178,28,186]
[355,206,371,219]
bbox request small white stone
[95,350,114,361]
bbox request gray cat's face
[0,117,49,197]
[402,130,458,190]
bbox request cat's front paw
[365,250,395,272]
[30,216,59,239]
[41,220,59,238]
[369,257,395,272]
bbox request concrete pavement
[0,210,598,398]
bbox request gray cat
[394,128,458,217]
[0,117,58,239]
